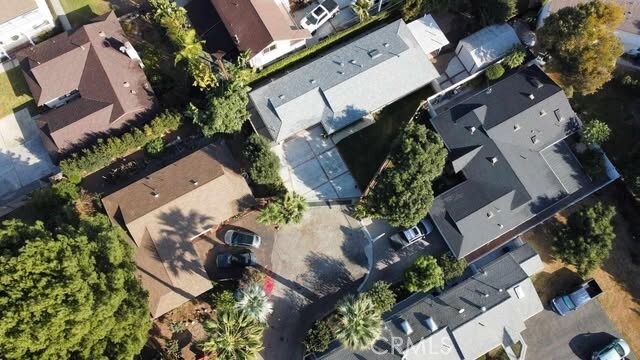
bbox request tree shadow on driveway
[569,332,616,359]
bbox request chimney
[490,156,498,165]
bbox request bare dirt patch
[522,184,640,354]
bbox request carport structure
[273,125,360,201]
[0,108,56,207]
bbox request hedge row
[59,111,182,182]
[247,11,392,85]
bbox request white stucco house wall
[0,0,55,59]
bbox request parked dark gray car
[216,251,257,269]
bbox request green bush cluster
[503,45,526,69]
[257,192,308,226]
[437,253,467,282]
[242,134,282,187]
[144,137,165,157]
[304,319,334,353]
[149,0,216,90]
[485,63,505,80]
[403,255,444,293]
[59,111,182,182]
[621,74,640,87]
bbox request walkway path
[48,0,73,31]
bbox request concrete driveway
[292,0,358,44]
[0,109,56,206]
[263,205,368,359]
[523,301,635,360]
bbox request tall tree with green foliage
[192,81,250,136]
[503,45,526,69]
[474,0,516,25]
[363,123,447,227]
[437,253,467,282]
[149,0,217,90]
[538,0,624,95]
[334,295,382,350]
[243,133,282,186]
[403,255,444,293]
[553,202,616,276]
[0,215,151,359]
[201,311,264,360]
[364,281,396,314]
[582,119,611,145]
[350,0,372,22]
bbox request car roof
[321,0,338,10]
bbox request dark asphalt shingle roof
[429,65,588,258]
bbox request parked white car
[300,0,339,34]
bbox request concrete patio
[0,108,56,207]
[273,125,361,201]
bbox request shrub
[485,63,505,80]
[503,45,526,69]
[364,281,396,314]
[59,111,182,181]
[164,339,180,359]
[304,320,334,353]
[437,254,467,282]
[257,192,307,226]
[403,255,444,293]
[144,137,165,157]
[243,134,282,186]
[168,320,186,334]
[582,119,611,145]
[212,290,236,313]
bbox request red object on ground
[264,276,275,295]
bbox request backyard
[336,86,434,189]
[0,68,34,117]
[60,0,111,28]
[521,184,640,355]
[570,69,640,193]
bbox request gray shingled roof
[429,65,590,258]
[249,19,440,142]
[320,244,543,360]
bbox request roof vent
[481,306,487,312]
[278,94,285,99]
[539,109,547,117]
[469,126,476,135]
[152,191,159,198]
[368,49,381,59]
[532,78,543,88]
[309,79,316,84]
[486,87,493,94]
[528,93,535,100]
[424,317,438,331]
[479,268,487,275]
[486,211,494,218]
[531,135,539,144]
[458,308,465,314]
[191,179,199,186]
[490,156,498,165]
[98,31,106,37]
[513,123,520,131]
[123,81,130,88]
[337,70,345,75]
[383,42,390,47]
[498,223,504,229]
[130,89,136,94]
[399,319,413,335]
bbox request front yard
[59,0,111,28]
[336,86,435,189]
[521,184,640,355]
[0,68,34,117]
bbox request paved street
[523,301,635,360]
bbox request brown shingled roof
[210,0,311,56]
[102,142,256,318]
[17,11,156,149]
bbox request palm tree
[281,191,307,224]
[201,311,264,360]
[350,0,372,22]
[257,202,284,225]
[234,283,273,323]
[334,295,382,350]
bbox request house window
[263,44,277,54]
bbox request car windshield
[232,232,253,244]
[613,344,625,356]
[313,7,325,16]
[562,295,576,310]
[305,13,320,25]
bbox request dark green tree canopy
[243,133,282,186]
[403,255,444,293]
[475,0,516,25]
[553,202,616,276]
[0,215,151,359]
[364,123,447,227]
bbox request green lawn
[0,68,34,117]
[336,86,435,189]
[59,0,111,28]
[570,70,640,185]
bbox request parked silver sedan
[224,229,261,248]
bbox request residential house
[0,0,55,58]
[537,0,640,55]
[319,244,544,359]
[429,64,592,260]
[210,0,311,68]
[102,142,255,318]
[249,19,446,143]
[407,14,449,58]
[455,24,520,74]
[17,12,156,151]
